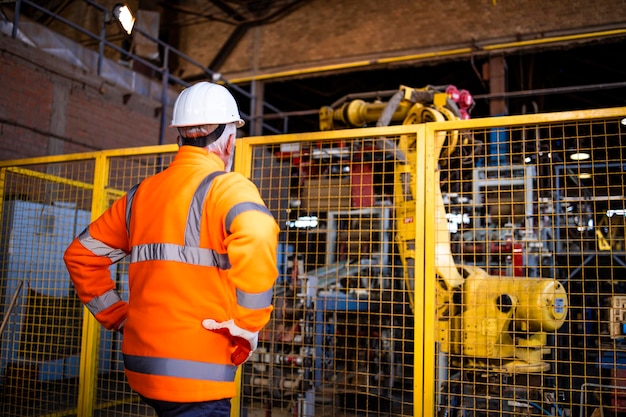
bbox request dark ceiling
[254,38,626,133]
[10,0,626,134]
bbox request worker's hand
[202,318,258,365]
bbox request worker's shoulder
[212,171,260,192]
[214,171,255,184]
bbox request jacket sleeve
[63,194,131,331]
[216,175,280,332]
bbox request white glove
[202,319,258,365]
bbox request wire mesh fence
[433,113,625,417]
[0,108,624,417]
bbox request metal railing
[5,0,286,142]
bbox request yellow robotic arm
[320,85,466,308]
[318,84,568,372]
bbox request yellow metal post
[413,123,427,417]
[230,138,255,417]
[76,153,110,417]
[423,123,442,417]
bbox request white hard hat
[170,82,245,128]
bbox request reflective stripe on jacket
[64,147,279,402]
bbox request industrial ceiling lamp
[113,3,135,35]
[570,151,590,161]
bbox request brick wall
[175,0,626,80]
[0,34,177,162]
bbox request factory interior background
[1,1,626,417]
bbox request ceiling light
[113,4,135,35]
[579,172,592,179]
[570,152,590,161]
[621,117,626,126]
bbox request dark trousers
[139,395,231,417]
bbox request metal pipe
[159,47,170,146]
[0,281,24,336]
[98,7,105,76]
[579,382,626,417]
[473,81,626,100]
[12,0,22,39]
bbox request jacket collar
[171,146,226,170]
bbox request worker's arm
[63,195,131,331]
[216,174,280,331]
[200,173,279,364]
[225,207,279,329]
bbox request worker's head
[170,82,245,170]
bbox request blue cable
[527,401,553,416]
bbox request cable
[530,401,551,416]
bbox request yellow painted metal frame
[1,107,625,416]
[420,121,434,417]
[0,145,178,417]
[234,106,626,417]
[76,153,109,417]
[236,124,430,417]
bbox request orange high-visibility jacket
[64,146,279,402]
